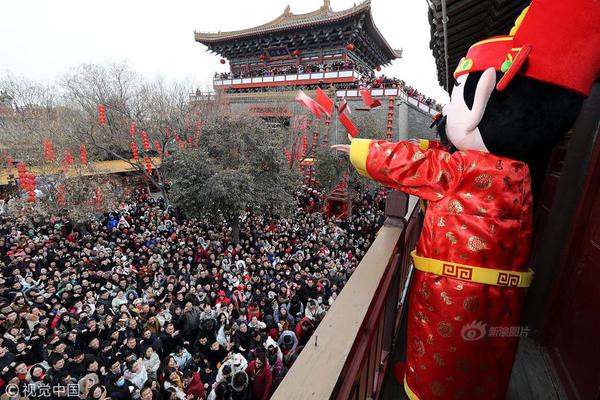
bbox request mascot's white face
[442,67,497,152]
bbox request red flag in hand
[339,112,360,138]
[315,88,334,118]
[361,89,382,109]
[296,90,323,119]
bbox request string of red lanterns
[94,188,102,209]
[130,122,136,139]
[63,148,74,173]
[98,105,106,125]
[43,138,55,162]
[131,141,139,161]
[387,97,395,141]
[26,173,37,203]
[80,144,88,165]
[57,184,66,206]
[142,131,150,151]
[144,156,153,175]
[6,156,14,176]
[323,119,331,146]
[153,140,162,155]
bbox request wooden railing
[272,191,422,400]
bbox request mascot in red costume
[334,0,600,398]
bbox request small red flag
[338,112,360,138]
[360,89,382,109]
[315,88,334,118]
[296,90,323,119]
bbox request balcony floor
[381,338,567,400]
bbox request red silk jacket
[350,138,533,399]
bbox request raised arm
[348,139,464,201]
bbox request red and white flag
[337,96,351,115]
[296,90,323,119]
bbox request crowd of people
[0,186,386,400]
[214,61,355,80]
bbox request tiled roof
[195,0,379,44]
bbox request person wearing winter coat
[123,358,148,390]
[183,370,206,400]
[142,346,160,380]
[245,351,272,400]
[214,353,248,386]
[181,302,202,342]
[304,299,324,321]
[273,306,295,327]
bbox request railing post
[385,190,408,227]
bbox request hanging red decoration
[346,43,355,51]
[63,148,74,173]
[26,173,36,203]
[164,150,170,158]
[17,162,27,188]
[142,131,150,151]
[301,135,308,158]
[6,156,14,175]
[43,138,55,162]
[387,97,395,141]
[220,58,226,64]
[376,65,382,72]
[292,50,301,57]
[57,184,66,206]
[94,188,102,210]
[98,105,106,125]
[258,54,265,61]
[130,122,136,138]
[153,140,162,155]
[144,156,153,174]
[187,136,193,145]
[131,141,139,161]
[80,144,88,165]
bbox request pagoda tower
[194,0,437,142]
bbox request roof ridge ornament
[283,5,291,16]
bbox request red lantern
[57,184,66,206]
[164,150,170,158]
[142,131,150,151]
[144,156,153,174]
[6,156,13,175]
[98,105,106,125]
[153,140,162,155]
[376,66,382,72]
[292,50,301,57]
[130,122,136,138]
[80,144,88,165]
[187,136,193,145]
[26,173,36,203]
[43,138,55,161]
[131,142,139,161]
[258,54,265,61]
[346,43,355,51]
[63,148,74,173]
[220,58,226,64]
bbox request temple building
[194,0,437,141]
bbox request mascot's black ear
[462,71,584,163]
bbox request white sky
[0,0,449,103]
